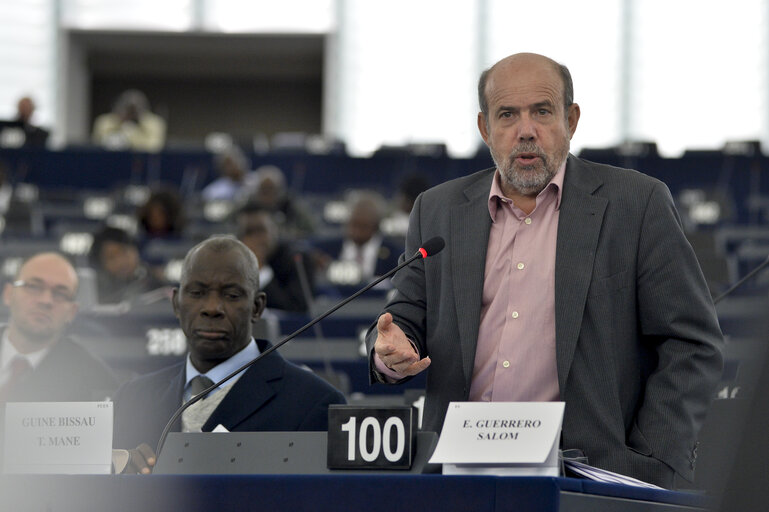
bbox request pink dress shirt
[375,163,565,401]
[468,164,565,402]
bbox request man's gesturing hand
[373,313,431,377]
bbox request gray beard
[492,141,568,197]
[497,159,555,196]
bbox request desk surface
[0,474,710,512]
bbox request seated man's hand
[374,313,431,377]
[124,442,156,474]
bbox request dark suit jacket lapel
[202,350,284,432]
[163,365,186,433]
[555,156,607,391]
[451,170,494,389]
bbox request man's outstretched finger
[376,312,393,333]
[403,356,431,377]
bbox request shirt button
[511,311,519,319]
[502,360,510,368]
[517,262,525,270]
[524,217,532,225]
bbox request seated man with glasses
[0,252,118,406]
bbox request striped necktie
[188,375,215,399]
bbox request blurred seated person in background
[92,89,166,152]
[312,190,402,284]
[89,226,169,305]
[113,236,346,473]
[202,144,254,202]
[1,252,118,403]
[243,165,315,237]
[2,96,49,148]
[381,173,430,238]
[137,187,186,241]
[0,161,38,236]
[236,203,315,313]
[0,252,119,457]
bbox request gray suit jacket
[367,155,724,487]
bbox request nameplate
[429,401,564,476]
[3,401,113,474]
[327,405,417,470]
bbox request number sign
[327,405,417,469]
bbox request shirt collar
[1,328,52,372]
[488,158,567,222]
[184,337,260,392]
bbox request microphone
[154,236,446,457]
[418,236,445,258]
[713,253,769,304]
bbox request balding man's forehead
[19,254,79,290]
[495,52,559,69]
[485,57,565,106]
[490,55,560,81]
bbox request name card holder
[3,401,113,474]
[429,401,565,476]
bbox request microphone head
[418,236,445,258]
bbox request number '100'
[340,416,406,462]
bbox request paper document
[564,459,663,489]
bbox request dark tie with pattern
[0,357,32,402]
[188,375,215,399]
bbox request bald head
[181,236,260,293]
[173,236,266,372]
[3,252,79,351]
[475,52,580,201]
[346,191,386,246]
[15,253,79,292]
[478,53,573,119]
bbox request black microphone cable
[714,254,769,305]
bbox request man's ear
[171,287,181,320]
[252,291,266,322]
[567,103,580,139]
[477,112,491,145]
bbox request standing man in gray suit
[367,52,723,488]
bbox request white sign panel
[3,402,113,474]
[429,402,564,475]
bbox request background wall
[0,0,767,157]
[83,32,324,145]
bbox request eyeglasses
[11,280,76,304]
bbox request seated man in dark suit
[236,203,315,313]
[88,225,169,305]
[113,236,346,473]
[312,190,402,284]
[1,252,119,403]
[0,96,49,148]
[1,252,119,458]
